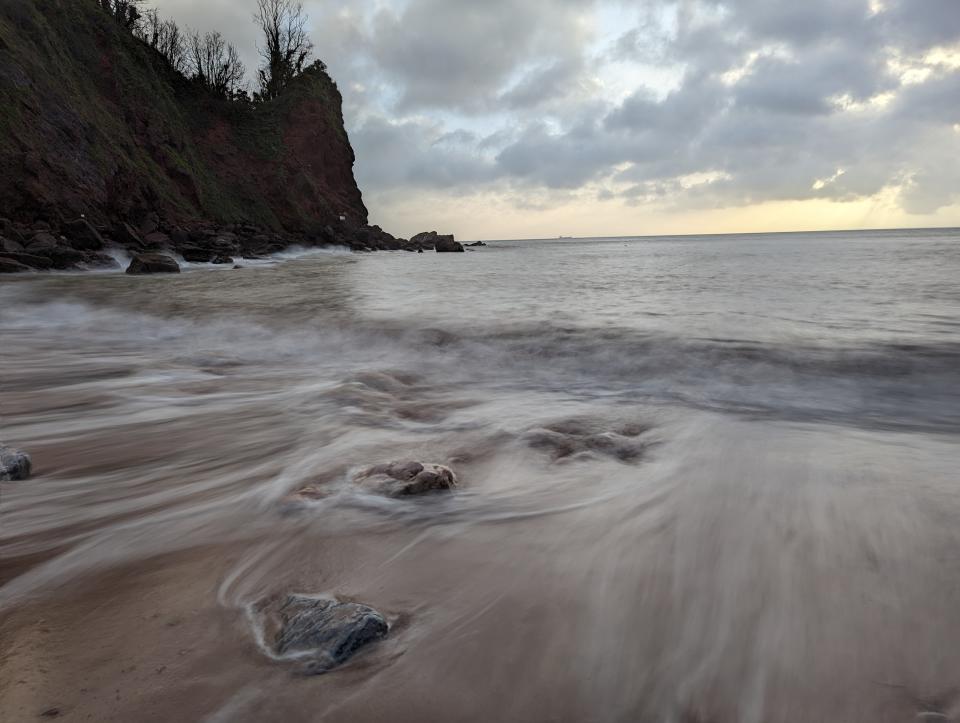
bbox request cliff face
[0,0,368,232]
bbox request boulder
[0,252,53,269]
[112,222,144,249]
[211,254,234,264]
[180,246,213,263]
[0,257,32,274]
[0,236,24,254]
[83,253,121,269]
[435,235,464,252]
[25,232,60,255]
[465,241,487,247]
[354,460,458,497]
[0,447,32,480]
[272,594,388,674]
[143,231,171,249]
[64,218,105,250]
[125,253,180,274]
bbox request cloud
[150,0,960,234]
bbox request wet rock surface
[125,253,181,274]
[270,594,388,674]
[525,419,651,463]
[354,461,458,497]
[0,446,32,481]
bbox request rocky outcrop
[354,461,458,497]
[268,594,388,674]
[125,253,180,274]
[409,231,464,252]
[465,241,487,247]
[0,447,32,481]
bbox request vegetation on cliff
[0,0,368,232]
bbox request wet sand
[3,235,960,721]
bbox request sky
[151,0,960,240]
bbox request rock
[0,257,32,273]
[273,594,388,674]
[143,231,170,249]
[354,460,458,497]
[524,419,649,463]
[180,246,213,263]
[435,235,464,252]
[417,248,423,253]
[125,253,180,274]
[25,232,60,255]
[211,254,233,264]
[0,252,52,269]
[112,222,144,249]
[138,211,159,236]
[0,446,32,480]
[64,218,105,250]
[47,246,86,269]
[83,252,120,269]
[0,236,24,253]
[409,231,464,252]
[170,228,190,248]
[465,241,487,247]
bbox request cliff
[0,0,368,234]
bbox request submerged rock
[0,447,32,480]
[525,418,650,463]
[274,594,388,674]
[354,461,458,497]
[125,253,180,274]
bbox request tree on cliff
[136,9,187,73]
[186,31,246,99]
[254,0,313,101]
[100,0,143,29]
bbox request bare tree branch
[254,0,313,101]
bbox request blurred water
[1,229,959,722]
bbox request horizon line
[467,224,960,244]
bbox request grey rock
[125,253,180,274]
[354,460,458,497]
[275,595,388,674]
[0,447,32,480]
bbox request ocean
[1,228,959,721]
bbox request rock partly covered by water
[0,446,32,481]
[125,253,180,274]
[273,595,388,674]
[354,461,458,497]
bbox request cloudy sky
[152,0,960,239]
